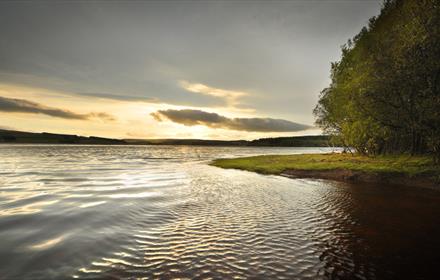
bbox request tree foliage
[314,0,440,162]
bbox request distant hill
[0,129,126,145]
[126,135,331,147]
[124,138,248,146]
[248,135,331,147]
[0,129,331,147]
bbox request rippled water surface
[1,145,440,279]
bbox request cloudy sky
[0,0,382,140]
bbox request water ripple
[1,145,439,279]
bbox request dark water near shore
[1,145,440,279]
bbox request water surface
[1,145,439,279]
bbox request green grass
[211,153,439,177]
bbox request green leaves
[314,0,440,160]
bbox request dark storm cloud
[0,96,114,121]
[151,109,310,132]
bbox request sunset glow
[0,1,381,140]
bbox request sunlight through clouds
[179,80,249,109]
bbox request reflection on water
[0,145,439,279]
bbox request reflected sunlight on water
[0,145,439,279]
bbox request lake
[1,145,439,279]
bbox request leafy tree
[315,0,440,162]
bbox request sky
[0,0,382,140]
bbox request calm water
[1,145,440,280]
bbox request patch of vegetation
[211,153,439,178]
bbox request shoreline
[211,153,440,190]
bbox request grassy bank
[211,153,440,188]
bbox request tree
[314,0,440,161]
